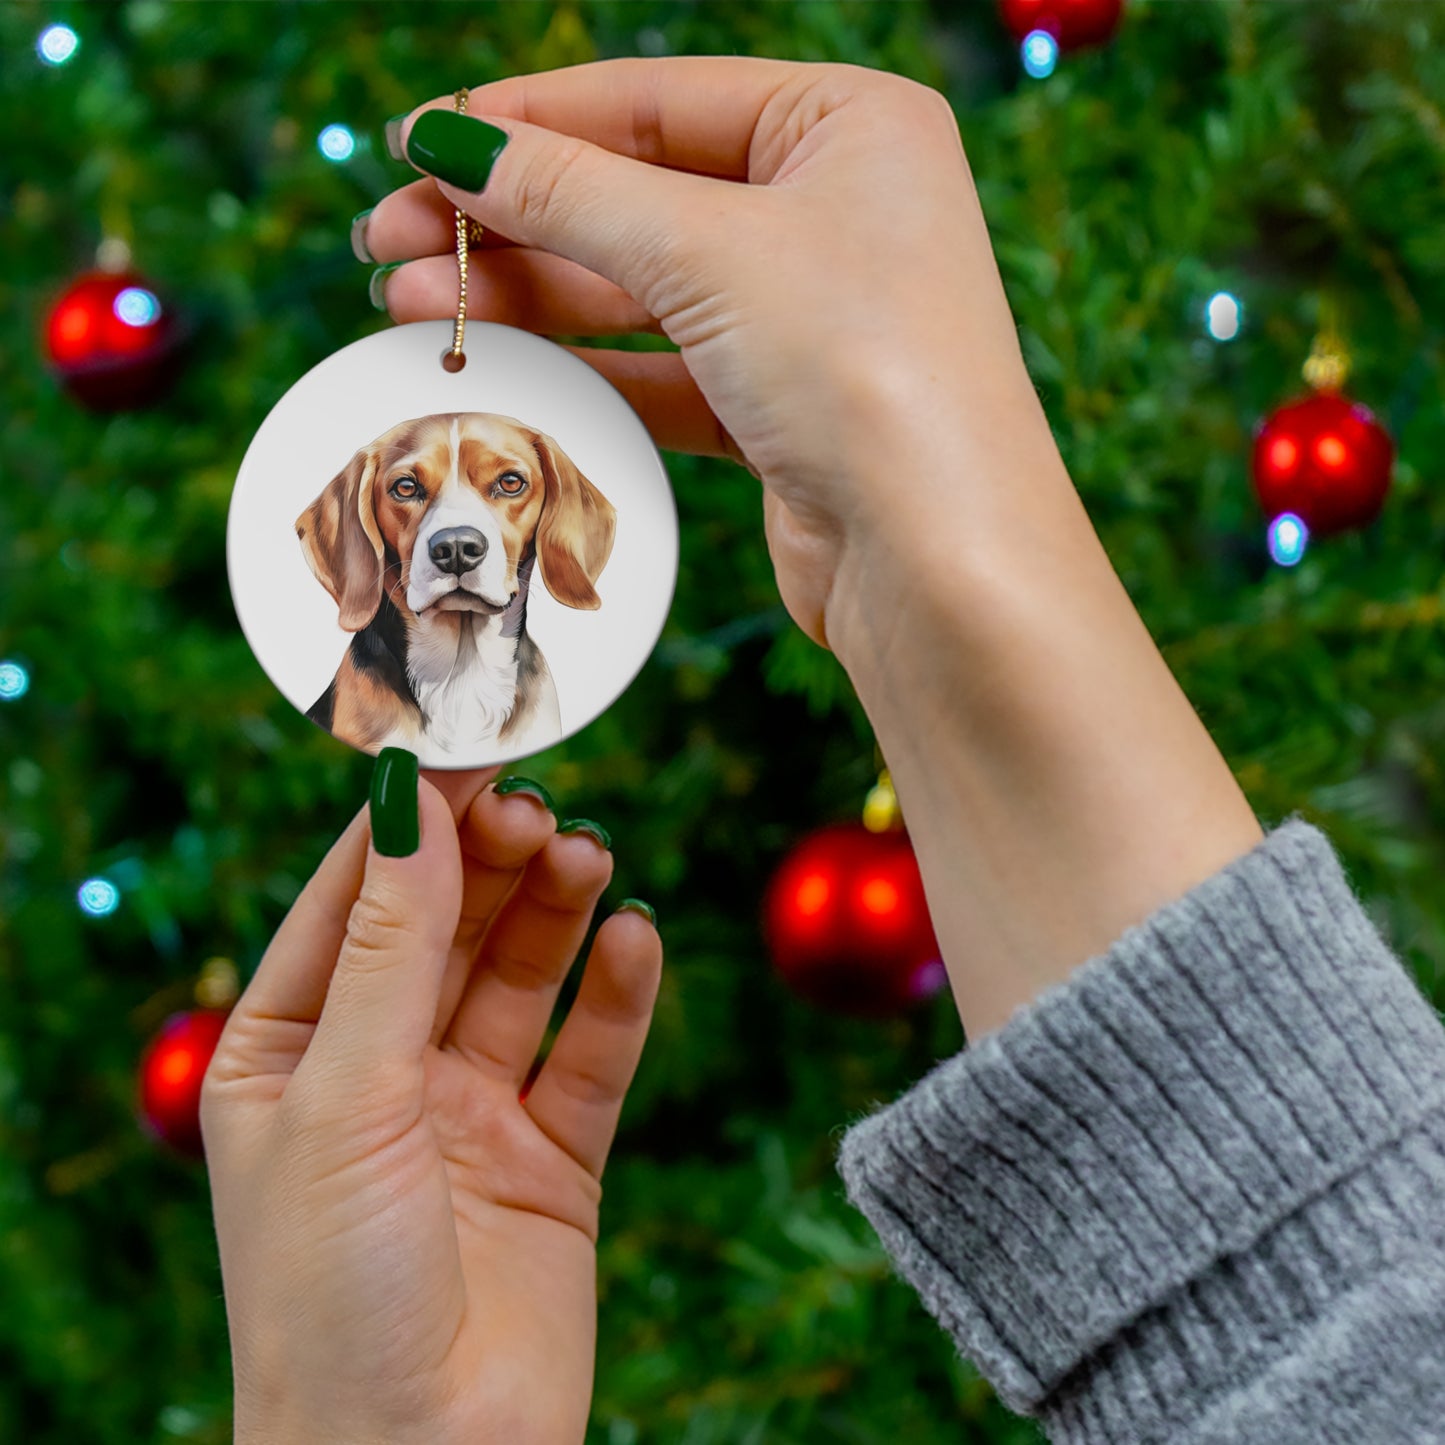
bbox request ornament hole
[440,349,467,374]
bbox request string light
[1022,30,1060,78]
[114,287,162,328]
[317,124,356,162]
[0,660,29,701]
[1268,512,1309,568]
[1205,291,1242,341]
[77,878,121,917]
[37,24,79,66]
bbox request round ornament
[137,1008,230,1158]
[44,268,183,410]
[228,319,678,769]
[763,822,946,1018]
[1251,391,1393,538]
[998,0,1125,49]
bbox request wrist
[822,416,1262,1039]
[823,375,1078,682]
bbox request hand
[362,60,1262,1043]
[359,58,1261,1051]
[361,56,1058,654]
[201,765,662,1445]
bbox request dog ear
[295,446,385,631]
[532,431,617,610]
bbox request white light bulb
[38,24,79,66]
[78,878,121,917]
[1267,512,1308,567]
[1022,30,1059,80]
[1205,291,1242,342]
[0,660,29,700]
[318,124,357,162]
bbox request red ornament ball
[763,822,945,1017]
[44,269,183,410]
[137,1009,230,1158]
[1251,392,1394,538]
[998,0,1124,49]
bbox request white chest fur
[407,612,522,756]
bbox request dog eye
[494,472,528,496]
[390,476,423,500]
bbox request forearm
[827,383,1263,1040]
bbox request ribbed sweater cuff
[835,816,1445,1431]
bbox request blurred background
[2,1,1443,1441]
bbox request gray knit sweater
[836,816,1445,1443]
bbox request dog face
[296,413,616,633]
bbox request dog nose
[429,527,488,576]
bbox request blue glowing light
[1267,512,1309,567]
[1206,291,1243,341]
[1022,30,1059,79]
[38,24,79,66]
[78,878,121,917]
[114,287,161,328]
[0,661,29,701]
[318,124,356,162]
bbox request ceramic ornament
[227,318,678,769]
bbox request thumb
[396,105,742,316]
[303,750,463,1090]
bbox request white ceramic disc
[228,320,678,769]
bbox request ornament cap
[863,768,902,832]
[1303,302,1351,392]
[95,236,133,273]
[195,956,240,1010]
[1302,334,1350,393]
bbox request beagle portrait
[295,412,616,763]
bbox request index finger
[402,54,811,182]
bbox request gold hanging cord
[443,88,487,372]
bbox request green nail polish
[405,110,510,192]
[493,775,555,812]
[617,898,656,926]
[350,208,375,264]
[558,818,612,851]
[369,261,403,311]
[370,747,419,857]
[384,113,409,162]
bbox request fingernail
[558,818,611,851]
[617,898,656,926]
[369,261,404,312]
[384,113,409,162]
[371,747,420,857]
[493,775,555,813]
[405,110,510,192]
[350,207,375,264]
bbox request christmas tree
[2,3,1443,1441]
